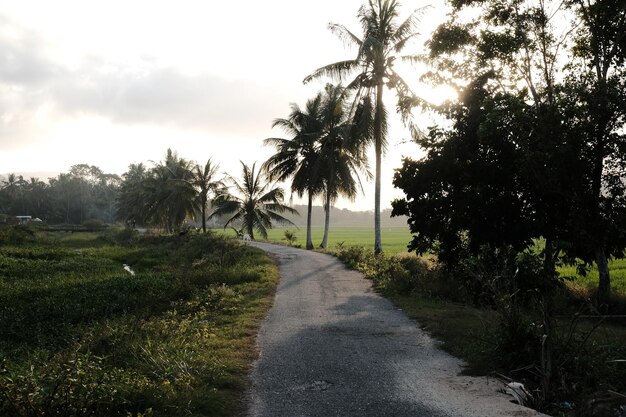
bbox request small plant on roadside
[283,230,298,246]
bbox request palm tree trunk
[596,246,610,312]
[306,191,314,249]
[320,189,331,248]
[201,196,207,233]
[374,81,384,255]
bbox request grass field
[559,258,626,297]
[216,226,414,254]
[0,228,278,416]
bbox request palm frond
[391,32,420,54]
[303,60,361,84]
[208,199,241,219]
[328,23,363,48]
[391,5,429,48]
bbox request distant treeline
[0,165,119,225]
[0,164,403,229]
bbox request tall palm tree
[317,84,370,248]
[263,93,325,249]
[190,159,222,233]
[304,0,422,254]
[210,161,298,240]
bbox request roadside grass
[0,229,277,417]
[327,245,626,413]
[391,294,496,375]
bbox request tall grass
[0,229,277,416]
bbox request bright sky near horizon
[0,0,451,211]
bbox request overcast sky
[0,0,450,210]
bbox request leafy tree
[563,0,626,307]
[409,0,626,309]
[392,76,536,262]
[23,178,49,219]
[304,0,423,254]
[263,93,326,249]
[210,162,298,240]
[68,164,104,224]
[48,173,79,223]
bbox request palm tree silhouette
[304,0,423,254]
[211,162,298,240]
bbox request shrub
[0,225,36,245]
[332,246,434,295]
[283,230,298,246]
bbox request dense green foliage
[394,0,626,307]
[390,1,626,410]
[0,165,120,225]
[0,229,278,416]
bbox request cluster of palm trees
[266,0,422,253]
[117,150,297,237]
[117,0,420,251]
[117,150,219,233]
[263,84,370,249]
[1,166,120,224]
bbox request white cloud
[0,0,438,210]
[53,66,290,134]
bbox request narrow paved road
[247,242,545,417]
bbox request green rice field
[216,226,414,254]
[215,226,626,296]
[559,257,626,296]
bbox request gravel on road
[246,242,546,417]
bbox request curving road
[246,242,546,417]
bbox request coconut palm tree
[263,93,326,249]
[117,163,150,226]
[317,84,370,248]
[304,0,422,254]
[183,159,223,233]
[210,162,298,240]
[143,149,198,232]
[2,173,26,214]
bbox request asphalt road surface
[246,242,545,417]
